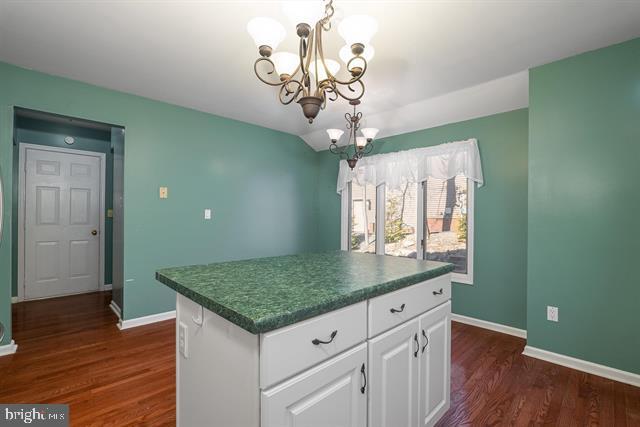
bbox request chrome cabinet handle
[390,303,406,314]
[360,363,367,394]
[312,330,338,345]
[421,329,429,353]
[432,288,444,296]
[413,333,419,358]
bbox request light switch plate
[159,187,168,199]
[547,306,559,322]
[204,209,212,220]
[107,208,113,218]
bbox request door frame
[17,143,107,301]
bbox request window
[423,177,473,283]
[343,176,474,284]
[384,183,418,258]
[350,181,376,253]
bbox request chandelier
[327,100,378,169]
[247,1,377,123]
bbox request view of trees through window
[351,181,376,253]
[424,176,468,273]
[349,176,469,275]
[384,183,418,258]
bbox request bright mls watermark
[0,405,68,426]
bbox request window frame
[341,177,475,285]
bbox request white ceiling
[1,1,639,151]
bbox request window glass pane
[384,182,418,258]
[351,181,376,253]
[424,177,468,273]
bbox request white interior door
[23,146,103,300]
[369,317,420,427]
[418,302,451,427]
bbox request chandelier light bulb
[361,128,379,142]
[282,1,325,27]
[339,44,375,65]
[356,136,367,149]
[326,128,344,143]
[338,15,378,46]
[310,59,340,81]
[271,52,299,77]
[247,17,286,51]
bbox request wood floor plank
[1,292,638,426]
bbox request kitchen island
[156,251,454,427]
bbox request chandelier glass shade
[248,0,377,123]
[327,100,378,169]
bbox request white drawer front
[260,301,367,389]
[368,273,451,338]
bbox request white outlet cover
[179,321,189,358]
[547,306,559,322]
[204,209,212,220]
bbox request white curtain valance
[337,138,484,194]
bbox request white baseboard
[11,296,19,304]
[103,283,113,291]
[118,310,176,330]
[0,340,18,357]
[451,313,527,339]
[109,300,122,320]
[523,345,640,388]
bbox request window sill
[452,273,473,285]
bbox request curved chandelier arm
[315,23,368,88]
[278,80,304,105]
[361,142,374,155]
[253,58,285,87]
[334,79,365,102]
[329,142,348,157]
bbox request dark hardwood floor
[1,292,638,426]
[0,292,175,426]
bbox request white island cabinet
[174,272,451,427]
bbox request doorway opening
[11,108,125,320]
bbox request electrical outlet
[204,209,212,220]
[179,321,189,358]
[547,306,559,322]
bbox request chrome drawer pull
[390,303,406,314]
[432,288,444,296]
[312,330,338,345]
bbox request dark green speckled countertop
[156,251,453,334]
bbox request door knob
[91,230,98,236]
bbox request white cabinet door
[369,317,420,427]
[418,301,451,426]
[261,343,367,427]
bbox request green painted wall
[527,38,640,373]
[315,109,529,329]
[0,61,319,344]
[12,116,114,297]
